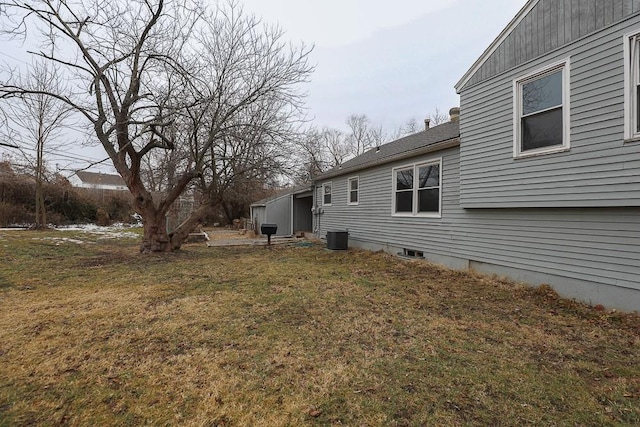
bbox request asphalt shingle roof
[75,171,126,187]
[316,120,460,181]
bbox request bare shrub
[0,202,30,226]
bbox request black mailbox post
[260,223,278,245]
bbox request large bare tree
[0,61,72,228]
[344,114,392,157]
[345,114,373,157]
[0,0,312,252]
[292,126,352,184]
[429,107,450,126]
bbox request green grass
[0,229,639,426]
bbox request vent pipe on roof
[424,118,431,130]
[449,107,460,122]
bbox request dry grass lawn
[0,228,639,426]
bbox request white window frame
[391,158,442,218]
[513,58,571,158]
[624,30,640,141]
[322,182,332,206]
[348,176,359,205]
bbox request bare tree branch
[0,60,73,227]
[1,0,313,251]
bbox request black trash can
[326,231,348,250]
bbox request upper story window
[624,31,640,140]
[322,182,332,206]
[392,159,441,218]
[348,177,359,205]
[514,59,570,157]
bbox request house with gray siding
[312,0,640,312]
[250,185,313,236]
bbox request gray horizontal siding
[459,14,640,208]
[315,148,640,296]
[317,149,463,261]
[266,195,292,236]
[463,0,640,90]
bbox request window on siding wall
[624,31,640,140]
[392,159,441,217]
[514,59,570,157]
[418,163,439,213]
[394,167,413,213]
[322,182,332,206]
[348,177,359,205]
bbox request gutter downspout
[312,183,322,238]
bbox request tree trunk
[131,181,172,252]
[34,134,46,229]
[139,210,172,253]
[139,211,207,253]
[166,203,211,251]
[35,182,46,228]
[137,197,209,253]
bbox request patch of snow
[55,223,140,240]
[95,231,139,240]
[131,213,143,226]
[34,237,88,245]
[3,222,141,240]
[57,223,130,232]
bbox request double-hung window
[348,177,359,205]
[624,31,640,140]
[322,182,332,206]
[392,159,441,217]
[395,167,414,213]
[514,59,570,157]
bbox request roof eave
[250,184,313,207]
[315,137,460,182]
[291,185,313,195]
[454,0,540,93]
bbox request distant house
[310,0,640,312]
[70,171,128,191]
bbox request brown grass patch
[0,229,639,425]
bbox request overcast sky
[0,0,528,173]
[241,0,528,131]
